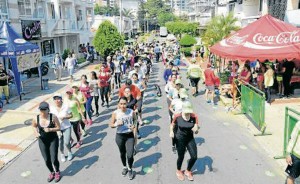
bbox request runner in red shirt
[119,79,141,100]
[98,65,111,107]
[204,63,217,104]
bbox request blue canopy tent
[0,22,40,100]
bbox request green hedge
[179,35,197,47]
[77,57,86,64]
[180,47,192,57]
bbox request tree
[122,9,135,19]
[166,21,198,37]
[94,4,101,15]
[179,35,197,47]
[157,12,176,26]
[93,21,124,60]
[202,12,240,47]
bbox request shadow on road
[62,155,99,176]
[76,133,106,158]
[0,124,27,134]
[136,136,160,153]
[143,98,158,105]
[194,137,205,146]
[192,156,214,175]
[133,152,162,175]
[139,125,160,138]
[143,114,161,124]
[143,107,161,114]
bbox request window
[229,3,235,12]
[41,40,55,56]
[77,10,83,21]
[0,0,8,14]
[18,0,31,16]
[50,3,55,19]
[33,1,44,18]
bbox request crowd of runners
[31,39,300,184]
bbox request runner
[72,83,88,136]
[110,97,137,180]
[119,79,141,100]
[164,63,174,84]
[98,64,111,108]
[50,93,74,162]
[124,87,138,110]
[65,88,85,148]
[128,63,144,81]
[89,71,100,117]
[32,102,61,182]
[204,63,217,105]
[114,55,123,89]
[285,120,300,184]
[169,88,189,154]
[131,73,147,139]
[170,101,200,181]
[80,75,93,125]
[187,59,202,97]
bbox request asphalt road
[0,62,285,184]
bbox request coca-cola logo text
[227,34,248,45]
[253,31,300,45]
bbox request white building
[187,0,215,28]
[285,0,300,27]
[173,0,190,15]
[0,0,94,62]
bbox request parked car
[160,27,168,37]
[21,61,49,78]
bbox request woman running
[90,71,99,117]
[113,56,123,89]
[50,93,74,162]
[32,102,61,182]
[98,64,111,108]
[72,83,88,137]
[110,97,137,180]
[124,87,138,110]
[170,101,200,181]
[65,88,85,148]
[169,88,190,154]
[80,75,93,125]
[131,73,146,131]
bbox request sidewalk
[0,61,99,170]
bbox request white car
[160,27,168,37]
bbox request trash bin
[42,78,49,90]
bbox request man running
[187,59,202,97]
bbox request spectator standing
[264,63,274,104]
[204,63,217,104]
[200,46,205,59]
[282,59,295,98]
[53,53,63,81]
[64,54,76,82]
[0,63,9,104]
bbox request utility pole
[119,0,123,33]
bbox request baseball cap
[134,63,140,67]
[175,79,182,85]
[53,93,62,99]
[66,88,73,94]
[125,79,132,86]
[182,101,193,114]
[179,88,188,99]
[39,102,49,110]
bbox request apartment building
[285,0,300,27]
[0,0,94,62]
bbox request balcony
[53,19,77,35]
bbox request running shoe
[60,154,66,162]
[95,112,99,117]
[101,102,105,107]
[82,129,87,137]
[172,146,177,154]
[47,172,55,182]
[70,138,74,146]
[137,132,141,139]
[184,170,194,181]
[54,171,61,183]
[206,100,211,103]
[122,167,128,176]
[128,169,134,180]
[75,142,81,148]
[67,152,74,161]
[176,170,185,181]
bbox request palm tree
[122,9,135,19]
[202,12,240,47]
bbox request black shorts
[190,77,200,87]
[285,154,300,179]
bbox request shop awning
[210,14,300,61]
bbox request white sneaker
[67,152,74,161]
[82,129,87,137]
[61,154,66,162]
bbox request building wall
[287,0,300,10]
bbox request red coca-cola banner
[210,15,300,61]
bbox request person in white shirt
[53,53,63,81]
[64,54,76,82]
[128,63,145,81]
[50,93,74,162]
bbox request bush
[77,57,86,64]
[62,49,70,61]
[219,71,231,84]
[180,47,192,57]
[195,45,201,52]
[179,35,197,47]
